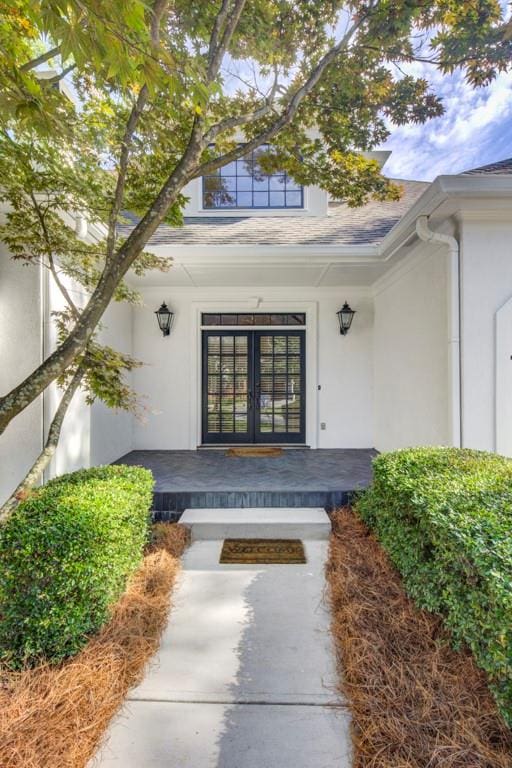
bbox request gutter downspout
[40,258,49,480]
[415,215,462,448]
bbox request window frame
[201,144,304,211]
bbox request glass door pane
[202,332,253,443]
[255,331,305,443]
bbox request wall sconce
[155,302,174,336]
[337,301,356,336]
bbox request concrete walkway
[92,511,351,767]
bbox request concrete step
[179,507,331,541]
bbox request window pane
[221,335,234,351]
[253,191,269,207]
[284,173,301,190]
[274,335,286,353]
[223,176,236,191]
[235,335,248,352]
[269,191,285,207]
[208,355,220,373]
[286,190,302,207]
[222,415,234,432]
[203,314,220,326]
[253,176,268,191]
[238,175,253,191]
[202,313,305,327]
[202,143,303,209]
[287,313,305,325]
[208,336,220,353]
[270,175,285,190]
[208,413,220,433]
[237,191,253,207]
[235,415,248,432]
[220,161,237,176]
[238,157,254,176]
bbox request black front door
[202,330,306,444]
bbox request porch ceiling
[124,173,512,290]
[126,245,411,288]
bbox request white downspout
[415,215,462,448]
[75,214,88,240]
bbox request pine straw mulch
[0,522,190,768]
[327,507,512,768]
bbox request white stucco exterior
[2,164,512,503]
[0,235,133,504]
[373,243,450,452]
[0,241,43,504]
[131,287,374,451]
[458,215,512,452]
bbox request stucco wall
[0,245,43,504]
[373,244,450,452]
[46,280,134,476]
[131,286,374,450]
[459,217,512,452]
[89,300,133,465]
[0,248,133,505]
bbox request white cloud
[383,67,512,180]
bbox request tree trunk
[0,367,84,523]
[0,157,198,436]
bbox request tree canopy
[0,0,511,506]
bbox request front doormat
[226,447,284,458]
[220,539,306,564]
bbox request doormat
[220,539,306,564]
[226,447,284,457]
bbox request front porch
[115,448,376,519]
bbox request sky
[225,47,512,185]
[382,56,512,182]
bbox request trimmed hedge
[357,447,512,726]
[0,465,153,667]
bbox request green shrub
[0,465,153,667]
[357,447,512,726]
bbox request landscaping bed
[0,464,189,767]
[0,521,189,768]
[357,447,512,724]
[327,507,512,768]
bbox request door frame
[190,300,318,449]
[201,329,255,445]
[201,329,306,445]
[253,330,306,444]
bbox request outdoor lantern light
[337,301,356,336]
[155,302,174,336]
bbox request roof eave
[147,242,382,263]
[379,174,512,258]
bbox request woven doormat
[220,539,306,564]
[226,447,284,458]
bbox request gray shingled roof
[120,179,428,248]
[463,157,512,175]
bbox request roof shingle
[463,157,512,176]
[120,180,428,248]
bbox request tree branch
[105,0,169,262]
[196,18,362,177]
[205,101,276,141]
[20,45,61,72]
[0,367,84,523]
[44,64,77,86]
[208,0,231,79]
[28,190,81,319]
[0,7,361,437]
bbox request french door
[202,330,306,444]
